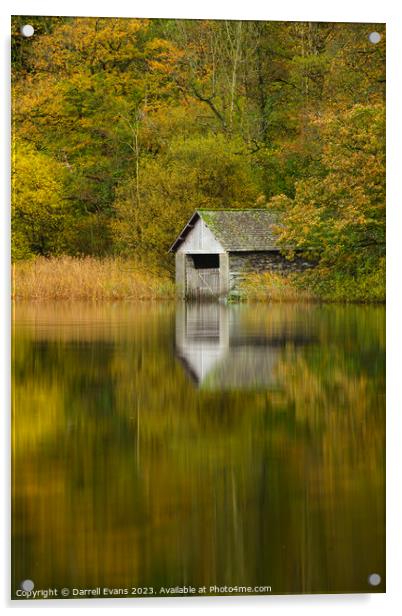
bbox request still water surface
[12,301,385,597]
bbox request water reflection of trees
[12,302,385,595]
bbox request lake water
[12,301,385,597]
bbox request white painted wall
[177,217,225,254]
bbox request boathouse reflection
[176,303,309,390]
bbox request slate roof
[169,209,280,253]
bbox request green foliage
[12,141,70,259]
[294,258,386,303]
[111,134,262,265]
[11,17,385,300]
[270,104,385,300]
[13,17,176,255]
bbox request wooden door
[186,267,220,298]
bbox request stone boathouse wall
[228,251,313,293]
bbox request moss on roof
[169,208,281,252]
[197,209,279,251]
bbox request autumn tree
[12,17,184,255]
[12,140,70,259]
[12,17,386,299]
[270,104,385,300]
[111,133,263,266]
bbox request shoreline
[12,257,385,304]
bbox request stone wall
[228,251,313,293]
[176,250,314,298]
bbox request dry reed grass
[12,256,175,300]
[240,272,317,303]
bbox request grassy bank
[12,256,175,300]
[238,272,318,303]
[12,257,385,303]
[239,265,385,304]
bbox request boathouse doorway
[185,254,220,298]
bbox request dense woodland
[12,17,385,300]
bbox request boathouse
[169,209,308,298]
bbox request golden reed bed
[12,256,175,300]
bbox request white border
[2,1,401,614]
